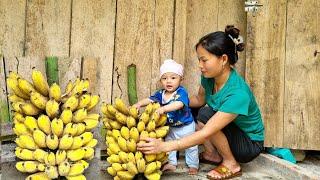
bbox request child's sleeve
[175,88,189,108]
[149,90,162,103]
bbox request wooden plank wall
[284,0,320,150]
[0,0,247,143]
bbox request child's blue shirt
[149,86,194,127]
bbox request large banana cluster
[101,98,169,180]
[7,69,100,180]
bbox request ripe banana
[109,120,121,129]
[60,108,73,124]
[146,120,156,132]
[76,123,86,136]
[78,93,91,109]
[71,136,84,150]
[63,123,78,136]
[31,68,49,96]
[83,118,99,130]
[15,147,34,160]
[55,150,67,165]
[66,174,87,180]
[145,154,157,162]
[128,106,138,119]
[46,134,59,150]
[13,122,31,136]
[15,161,26,172]
[117,170,134,179]
[23,160,39,173]
[84,138,98,148]
[129,127,139,142]
[59,134,74,150]
[126,116,136,129]
[49,83,61,102]
[86,94,100,111]
[139,112,150,124]
[156,114,167,127]
[18,135,38,150]
[8,94,25,103]
[51,118,64,137]
[137,158,146,173]
[127,138,137,152]
[114,97,129,115]
[45,166,59,179]
[118,136,128,152]
[20,102,41,116]
[13,112,25,123]
[7,77,29,99]
[144,161,160,175]
[58,161,71,176]
[63,95,79,112]
[149,131,157,138]
[24,116,39,131]
[46,99,60,118]
[25,172,50,180]
[33,148,48,163]
[83,147,94,160]
[127,161,139,175]
[30,91,48,110]
[45,152,56,166]
[17,78,36,95]
[145,103,153,114]
[67,148,86,161]
[37,114,51,135]
[33,129,47,148]
[11,102,24,114]
[115,111,127,125]
[120,126,130,140]
[80,132,93,145]
[107,166,117,176]
[73,108,87,123]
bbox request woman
[137,25,264,179]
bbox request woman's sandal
[206,164,242,180]
[199,152,222,165]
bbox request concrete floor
[1,142,319,180]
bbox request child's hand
[132,103,141,110]
[155,107,165,115]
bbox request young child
[133,59,199,175]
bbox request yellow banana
[15,161,26,172]
[127,138,137,152]
[13,122,31,136]
[145,171,161,180]
[109,120,121,129]
[144,161,158,175]
[86,113,100,120]
[67,148,86,161]
[30,91,48,110]
[33,149,48,163]
[20,102,41,116]
[140,131,149,139]
[112,163,124,172]
[46,99,60,118]
[111,129,121,139]
[117,170,134,179]
[55,150,67,165]
[103,119,112,130]
[127,161,138,175]
[33,129,47,148]
[86,94,100,111]
[37,114,51,135]
[76,123,86,136]
[45,166,59,179]
[145,154,157,162]
[63,123,78,136]
[101,102,115,119]
[83,147,94,160]
[114,97,129,115]
[118,152,128,163]
[58,161,71,176]
[73,108,87,123]
[155,128,168,138]
[24,116,39,131]
[106,104,117,115]
[31,68,49,96]
[64,80,74,95]
[137,158,146,173]
[84,138,97,148]
[71,79,86,96]
[46,134,59,150]
[19,134,38,150]
[120,126,130,140]
[149,131,157,138]
[15,147,34,160]
[83,118,99,130]
[7,77,29,99]
[51,118,64,137]
[108,143,121,154]
[71,136,84,149]
[60,108,73,124]
[25,172,50,180]
[127,152,136,163]
[129,127,139,142]
[146,120,156,132]
[126,116,136,129]
[152,103,161,111]
[45,152,56,166]
[49,83,61,102]
[78,93,91,109]
[118,136,128,152]
[107,154,120,164]
[107,166,117,176]
[59,134,74,150]
[8,94,25,103]
[66,174,87,180]
[23,160,39,173]
[11,102,24,114]
[145,103,154,114]
[115,111,127,124]
[13,112,25,122]
[63,95,79,112]
[151,112,160,122]
[17,78,36,95]
[156,114,167,127]
[139,112,150,124]
[67,162,86,176]
[128,106,138,119]
[80,132,93,145]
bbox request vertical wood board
[284,0,320,150]
[0,0,26,58]
[245,0,287,147]
[25,0,71,58]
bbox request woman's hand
[137,137,166,154]
[155,107,165,115]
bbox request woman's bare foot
[162,163,176,172]
[188,167,198,175]
[200,151,222,164]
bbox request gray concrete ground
[1,143,320,180]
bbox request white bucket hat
[160,59,183,78]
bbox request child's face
[160,72,182,93]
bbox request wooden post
[127,64,138,105]
[45,56,59,85]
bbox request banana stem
[45,56,59,86]
[127,64,138,105]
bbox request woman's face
[196,45,226,78]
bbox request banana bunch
[101,98,169,180]
[7,70,100,180]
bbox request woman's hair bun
[225,25,245,52]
